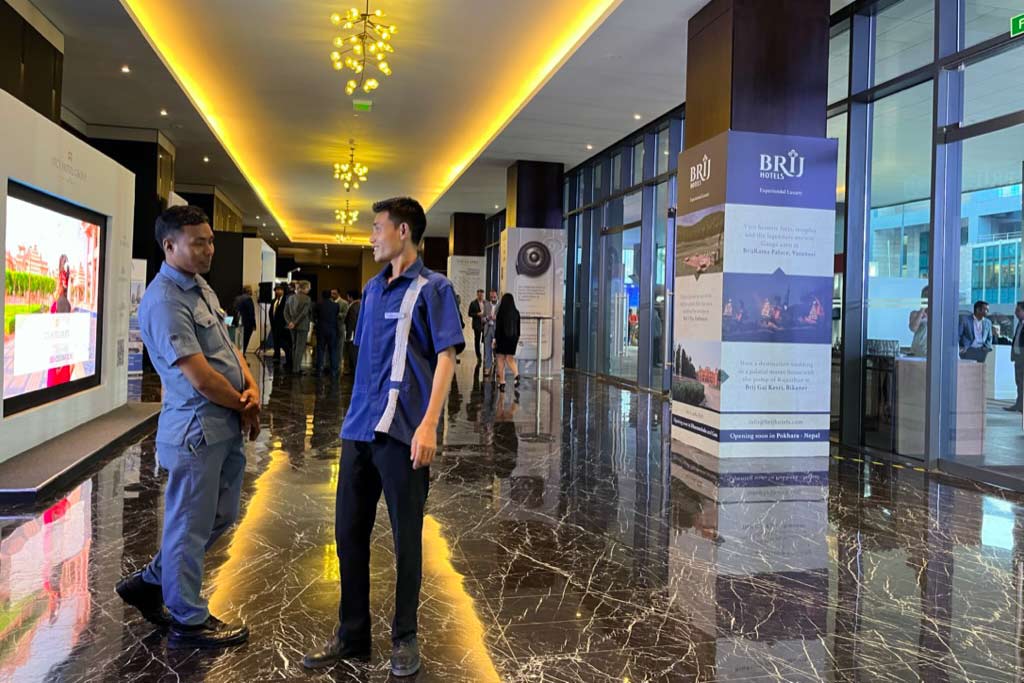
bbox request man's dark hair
[155,205,209,248]
[974,300,989,314]
[322,290,332,300]
[274,284,284,292]
[372,197,426,245]
[347,290,360,299]
[1017,301,1024,310]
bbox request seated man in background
[959,300,993,363]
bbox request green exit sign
[1013,12,1024,38]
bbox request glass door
[600,227,642,381]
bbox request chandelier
[333,141,368,190]
[335,201,358,228]
[329,2,396,95]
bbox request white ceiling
[30,0,283,240]
[428,0,703,231]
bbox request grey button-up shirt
[139,262,245,447]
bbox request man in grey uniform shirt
[116,205,261,650]
[285,281,312,373]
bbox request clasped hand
[240,386,261,441]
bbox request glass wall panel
[656,128,670,176]
[612,152,622,191]
[954,122,1024,461]
[963,43,1024,126]
[965,1,1023,47]
[593,162,604,200]
[624,191,642,225]
[587,209,602,371]
[632,140,645,185]
[863,81,934,455]
[652,181,671,385]
[829,24,851,104]
[828,113,848,436]
[600,227,642,381]
[873,0,934,85]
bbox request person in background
[233,285,257,353]
[117,205,259,650]
[271,284,291,367]
[304,197,463,677]
[314,290,341,377]
[908,286,929,357]
[333,290,351,374]
[344,289,361,375]
[46,255,73,387]
[285,281,312,374]
[483,289,498,376]
[494,292,521,392]
[1006,301,1024,412]
[959,300,993,363]
[468,289,486,362]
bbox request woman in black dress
[493,293,521,392]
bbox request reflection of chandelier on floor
[329,1,396,95]
[333,141,368,190]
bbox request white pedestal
[895,358,986,456]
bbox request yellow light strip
[119,0,295,239]
[428,0,623,212]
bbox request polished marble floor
[4,360,1024,681]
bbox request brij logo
[689,154,711,189]
[759,149,805,180]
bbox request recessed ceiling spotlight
[203,156,210,163]
[262,222,267,227]
[121,65,131,74]
[585,144,593,150]
[159,108,168,116]
[256,215,260,220]
[494,204,499,209]
[633,113,642,120]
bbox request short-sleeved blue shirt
[341,258,465,445]
[139,262,245,447]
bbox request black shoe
[1005,405,1023,412]
[115,570,171,628]
[391,637,421,677]
[514,375,521,389]
[498,383,506,392]
[302,634,371,669]
[167,615,249,650]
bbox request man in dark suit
[1006,301,1024,412]
[232,285,257,353]
[314,290,341,377]
[270,284,291,367]
[958,300,993,363]
[468,289,485,362]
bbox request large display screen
[3,181,105,416]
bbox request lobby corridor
[3,363,1024,682]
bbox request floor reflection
[3,360,1024,680]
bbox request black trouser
[337,435,429,645]
[273,324,291,365]
[473,328,483,359]
[242,325,255,352]
[1015,360,1024,408]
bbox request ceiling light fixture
[494,204,499,209]
[203,155,210,163]
[633,113,642,120]
[335,200,359,231]
[160,108,168,116]
[585,144,593,150]
[330,1,396,96]
[121,65,131,74]
[333,140,368,190]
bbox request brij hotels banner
[671,130,838,458]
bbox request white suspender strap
[374,275,429,434]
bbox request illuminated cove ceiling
[118,0,623,243]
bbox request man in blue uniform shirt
[304,197,463,677]
[116,205,261,650]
